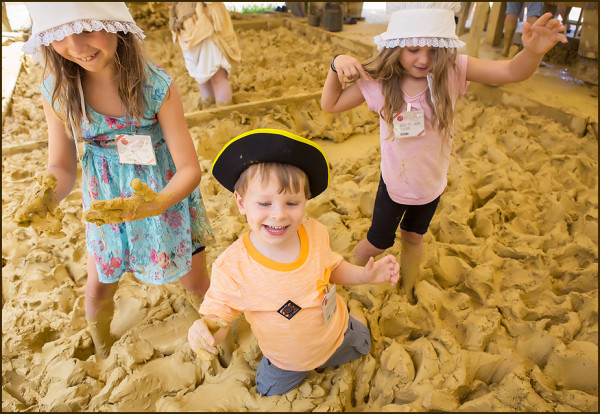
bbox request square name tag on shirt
[321,284,337,326]
[392,110,425,139]
[277,300,301,320]
[116,134,157,165]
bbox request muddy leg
[85,254,118,359]
[400,230,423,304]
[179,249,210,308]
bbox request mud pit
[2,7,598,412]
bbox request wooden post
[484,2,507,46]
[456,2,472,36]
[574,6,585,37]
[578,2,598,59]
[467,2,490,57]
[2,2,12,32]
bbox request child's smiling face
[399,46,437,78]
[51,30,118,73]
[234,169,307,252]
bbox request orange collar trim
[243,224,308,271]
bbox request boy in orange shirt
[188,129,399,396]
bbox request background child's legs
[85,254,118,359]
[182,41,232,107]
[209,67,232,106]
[198,68,232,106]
[502,12,519,56]
[198,81,216,106]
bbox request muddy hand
[12,172,65,238]
[84,178,167,225]
[193,317,229,361]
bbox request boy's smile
[234,170,307,261]
[264,224,289,235]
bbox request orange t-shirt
[199,220,349,371]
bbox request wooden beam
[456,2,472,36]
[484,2,507,46]
[467,2,490,57]
[184,91,322,124]
[2,2,12,33]
[578,2,598,59]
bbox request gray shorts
[506,2,543,18]
[256,315,371,396]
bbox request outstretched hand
[364,254,400,287]
[188,317,229,361]
[12,172,66,238]
[333,54,372,87]
[522,12,568,55]
[84,178,169,225]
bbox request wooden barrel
[322,2,343,32]
[309,2,326,17]
[345,2,363,18]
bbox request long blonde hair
[41,31,148,139]
[363,46,458,150]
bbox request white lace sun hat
[374,2,466,51]
[23,2,145,55]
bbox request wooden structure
[2,2,12,32]
[458,2,598,62]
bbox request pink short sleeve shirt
[358,54,468,205]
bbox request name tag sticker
[116,134,157,165]
[392,110,425,139]
[321,284,337,326]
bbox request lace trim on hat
[23,20,145,54]
[373,35,465,51]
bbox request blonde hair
[363,46,458,151]
[41,31,149,139]
[234,163,311,199]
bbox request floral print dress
[42,63,214,284]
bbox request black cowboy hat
[211,129,330,198]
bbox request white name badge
[392,103,425,139]
[116,134,157,165]
[321,284,337,326]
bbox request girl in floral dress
[20,2,214,359]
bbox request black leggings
[366,177,440,250]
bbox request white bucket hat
[23,2,145,55]
[374,2,465,51]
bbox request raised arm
[321,54,368,113]
[466,12,567,85]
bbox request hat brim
[211,129,330,198]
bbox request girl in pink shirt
[321,2,567,302]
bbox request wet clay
[194,317,229,361]
[11,172,66,238]
[1,5,597,412]
[83,178,171,226]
